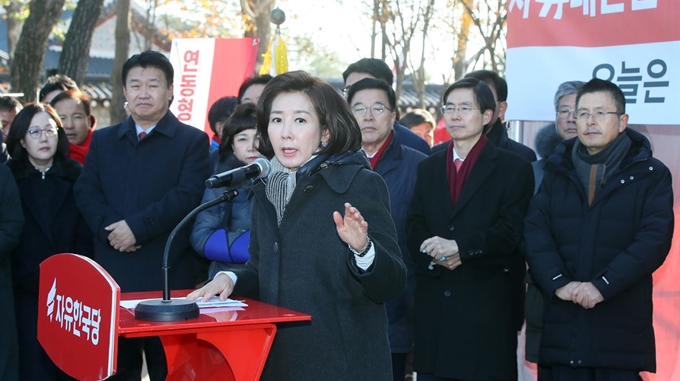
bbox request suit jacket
[74,111,210,292]
[407,142,533,380]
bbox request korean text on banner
[506,1,680,125]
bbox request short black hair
[50,89,92,117]
[122,50,174,87]
[39,74,78,102]
[257,71,362,158]
[6,103,70,161]
[576,78,627,114]
[442,77,496,116]
[0,96,22,113]
[238,75,273,103]
[342,58,393,85]
[464,69,508,102]
[218,102,258,158]
[207,96,238,135]
[400,109,436,130]
[346,78,397,111]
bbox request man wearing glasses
[525,78,673,381]
[347,78,426,381]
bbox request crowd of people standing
[0,50,674,381]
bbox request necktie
[138,131,147,140]
[454,158,463,172]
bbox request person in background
[0,158,23,381]
[238,75,273,105]
[74,51,210,381]
[525,78,673,381]
[50,89,96,165]
[400,108,437,147]
[189,71,406,381]
[6,103,92,381]
[408,78,533,381]
[39,74,78,104]
[347,78,425,381]
[207,96,239,172]
[0,96,22,144]
[525,80,585,381]
[191,102,266,279]
[343,58,431,155]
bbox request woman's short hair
[256,71,362,158]
[218,102,258,157]
[6,103,70,161]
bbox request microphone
[205,158,271,189]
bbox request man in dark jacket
[74,51,211,381]
[342,58,432,156]
[525,78,674,381]
[0,164,23,381]
[347,78,426,381]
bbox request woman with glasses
[191,102,267,279]
[5,103,92,381]
[189,71,406,380]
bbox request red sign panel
[38,254,120,381]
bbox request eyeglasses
[351,104,391,116]
[575,110,621,121]
[27,127,58,139]
[441,105,479,116]
[556,108,575,119]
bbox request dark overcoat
[374,131,426,353]
[407,142,533,380]
[0,163,23,381]
[524,128,674,372]
[233,151,407,381]
[74,111,210,292]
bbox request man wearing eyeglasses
[525,78,673,381]
[347,78,426,381]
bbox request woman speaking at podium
[189,71,406,380]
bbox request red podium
[37,254,311,381]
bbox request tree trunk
[58,0,106,85]
[10,0,65,102]
[109,0,131,125]
[241,0,275,75]
[4,0,24,69]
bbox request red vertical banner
[170,38,259,138]
[38,254,120,381]
[506,1,680,124]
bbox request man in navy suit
[75,50,211,380]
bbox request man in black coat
[0,164,23,381]
[75,51,211,381]
[525,78,674,381]
[342,58,432,156]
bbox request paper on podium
[120,297,248,310]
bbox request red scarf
[445,135,487,205]
[368,131,394,169]
[69,129,93,165]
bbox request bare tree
[460,0,507,73]
[110,0,131,125]
[10,0,65,102]
[241,0,276,74]
[58,0,107,85]
[408,0,436,108]
[3,0,25,69]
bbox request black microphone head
[254,158,271,179]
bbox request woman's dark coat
[524,128,674,372]
[407,143,533,380]
[233,151,407,381]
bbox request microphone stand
[135,189,239,321]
